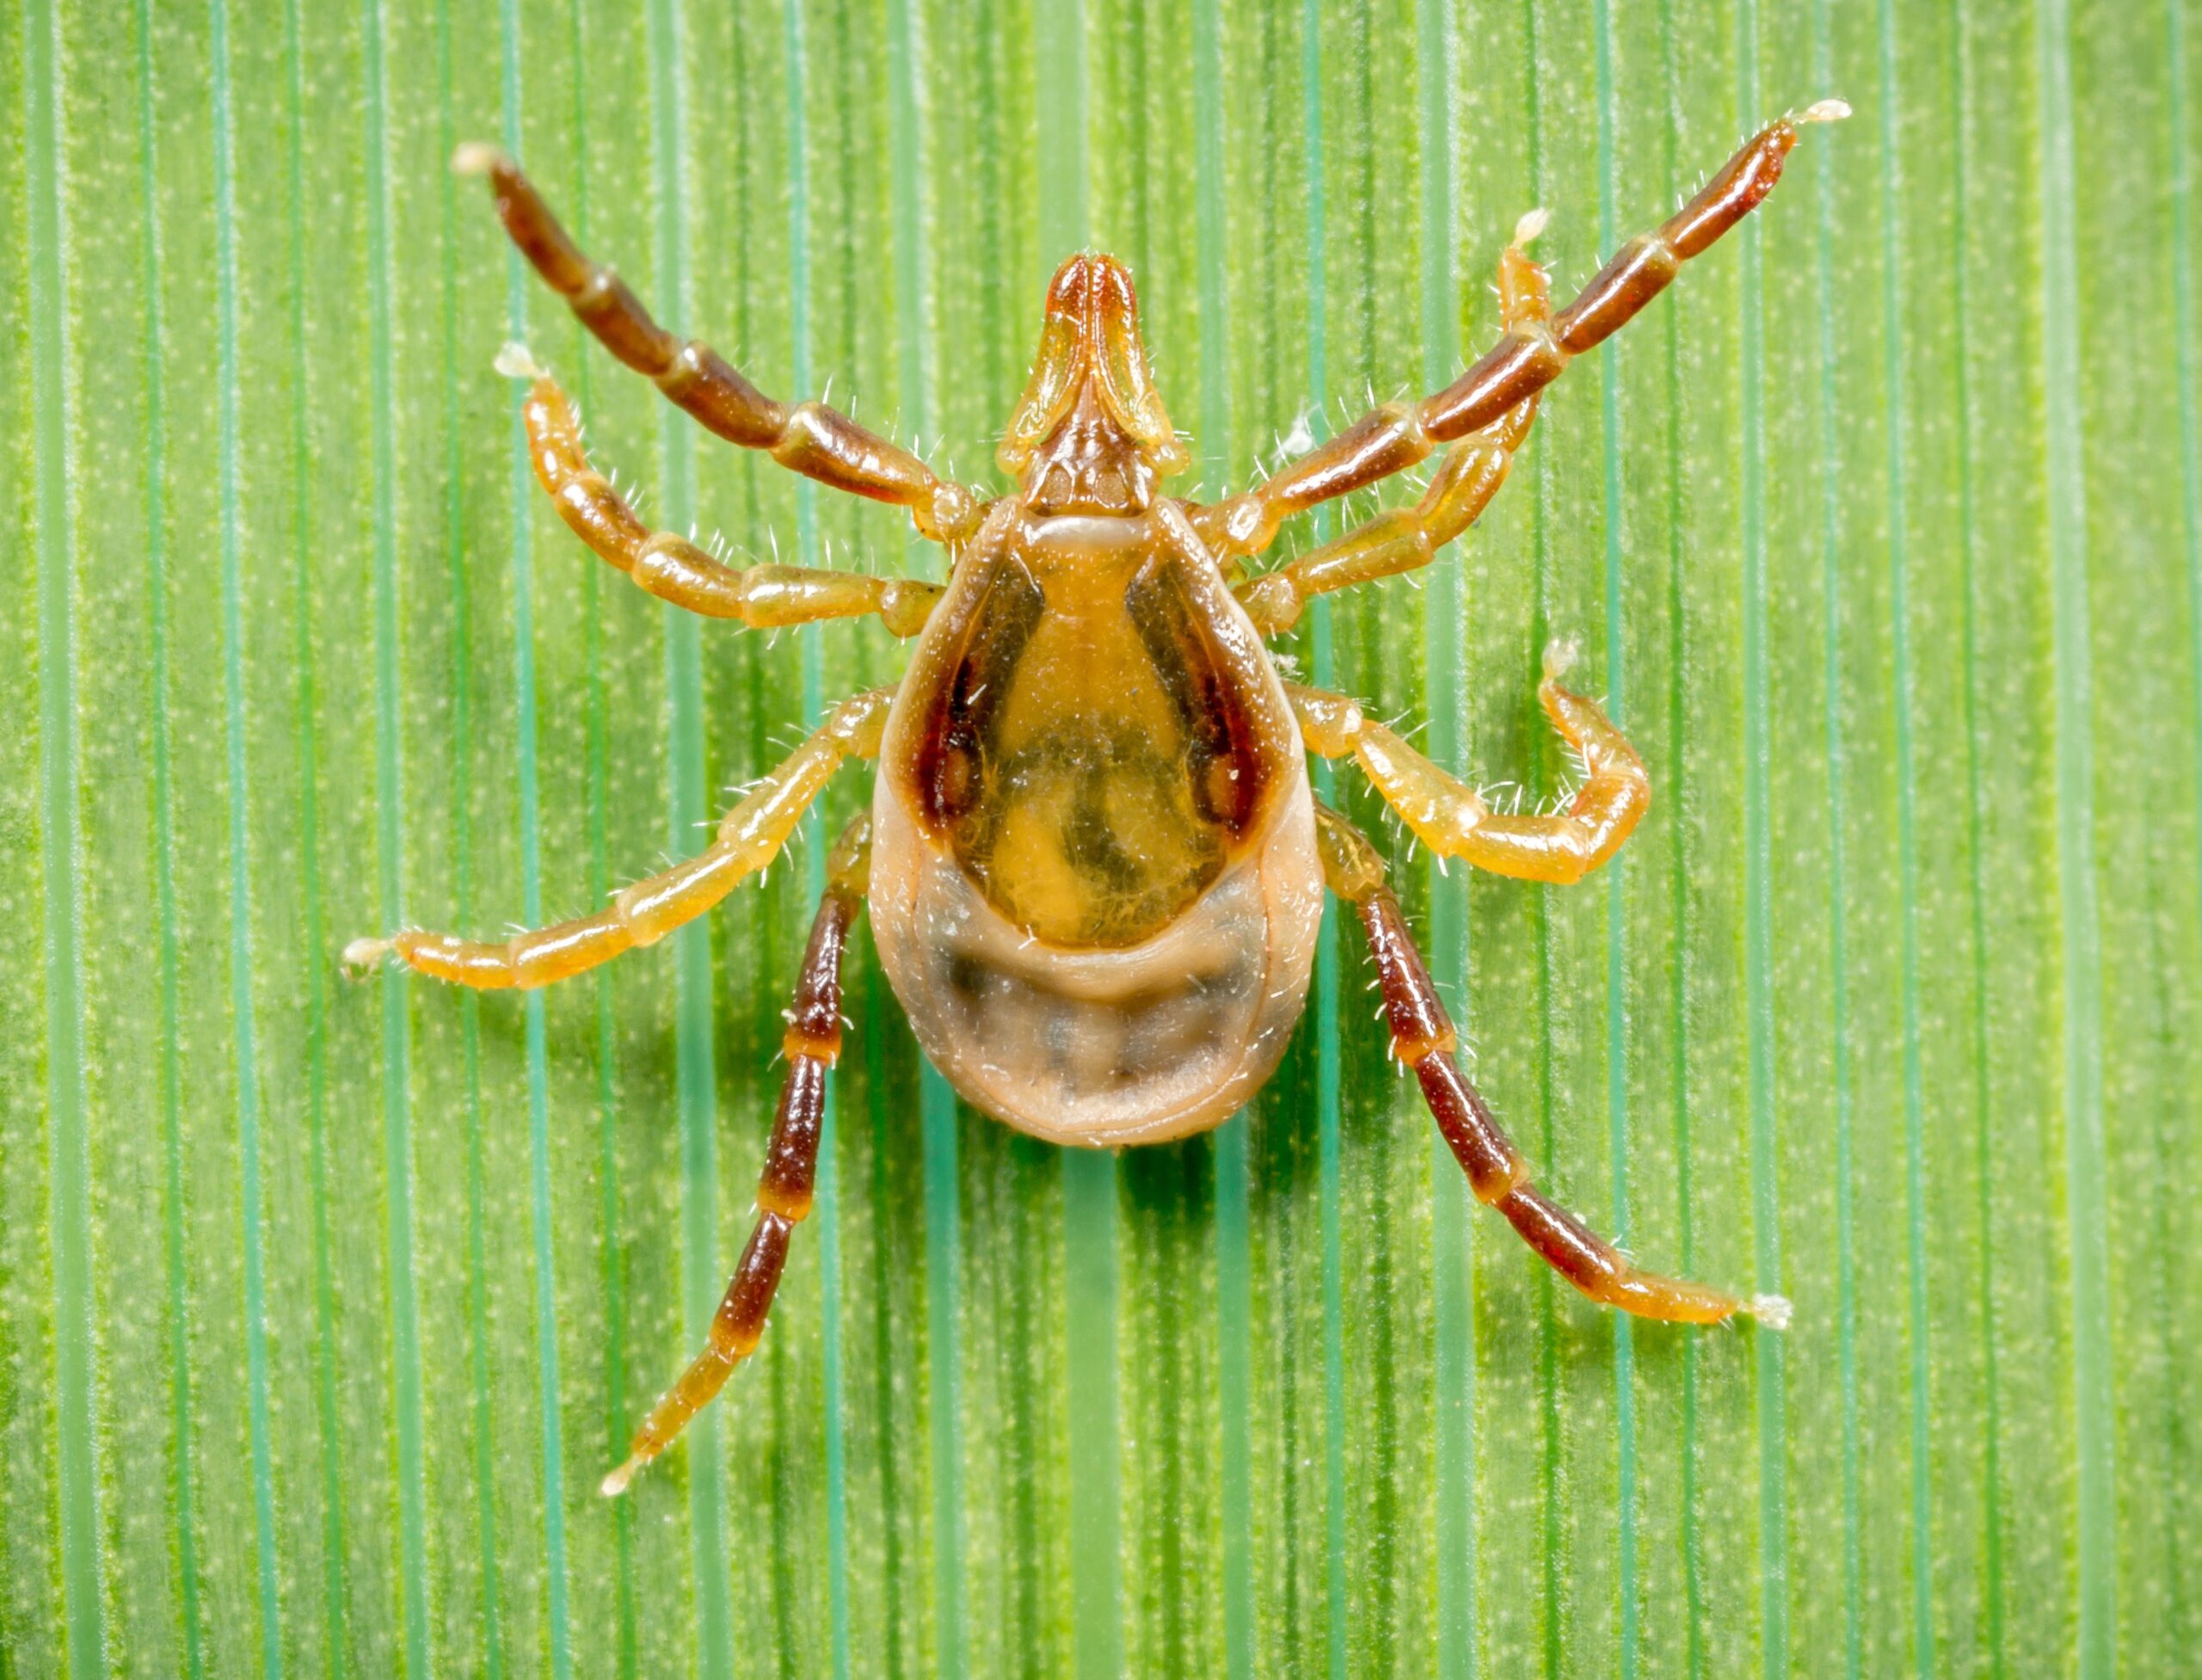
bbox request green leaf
[4,0,2195,1674]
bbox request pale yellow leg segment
[1289,641,1649,886]
[1188,107,1848,562]
[1231,214,1552,633]
[507,348,941,637]
[343,687,892,990]
[1235,417,1524,635]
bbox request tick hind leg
[1289,642,1648,886]
[603,813,873,1496]
[343,687,890,990]
[507,349,941,637]
[1313,803,1786,1327]
[454,146,987,545]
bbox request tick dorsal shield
[998,252,1190,483]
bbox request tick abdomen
[873,502,1321,1143]
[869,760,1320,1146]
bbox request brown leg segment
[1291,641,1650,886]
[507,348,941,636]
[454,145,989,546]
[601,814,873,1496]
[1313,803,1787,1326]
[341,688,890,990]
[1236,214,1551,635]
[1189,104,1848,563]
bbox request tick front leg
[1233,422,1516,635]
[454,146,988,545]
[1190,104,1848,562]
[602,813,872,1496]
[1289,642,1648,886]
[342,688,889,990]
[1234,218,1549,635]
[507,349,940,637]
[1314,803,1786,1327]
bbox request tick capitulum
[349,102,1846,1497]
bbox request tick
[348,101,1847,1496]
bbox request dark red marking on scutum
[910,563,1044,835]
[1126,558,1268,837]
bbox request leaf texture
[3,0,2197,1674]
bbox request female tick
[348,102,1846,1495]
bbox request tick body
[874,482,1322,1147]
[354,103,1846,1495]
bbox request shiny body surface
[871,498,1320,1144]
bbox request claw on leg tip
[341,936,393,976]
[495,341,546,381]
[1512,206,1551,248]
[451,140,504,176]
[1750,1293,1793,1332]
[600,1454,643,1498]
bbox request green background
[3,0,2196,1673]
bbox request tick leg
[602,813,872,1496]
[454,145,989,546]
[507,350,940,636]
[1188,104,1848,563]
[1289,641,1647,886]
[342,688,890,990]
[1314,801,1785,1326]
[1236,217,1549,634]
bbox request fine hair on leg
[344,689,891,990]
[603,812,874,1495]
[1313,800,1787,1326]
[1188,104,1848,562]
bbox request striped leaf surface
[3,0,2196,1674]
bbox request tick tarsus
[339,935,392,977]
[356,106,1841,1492]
